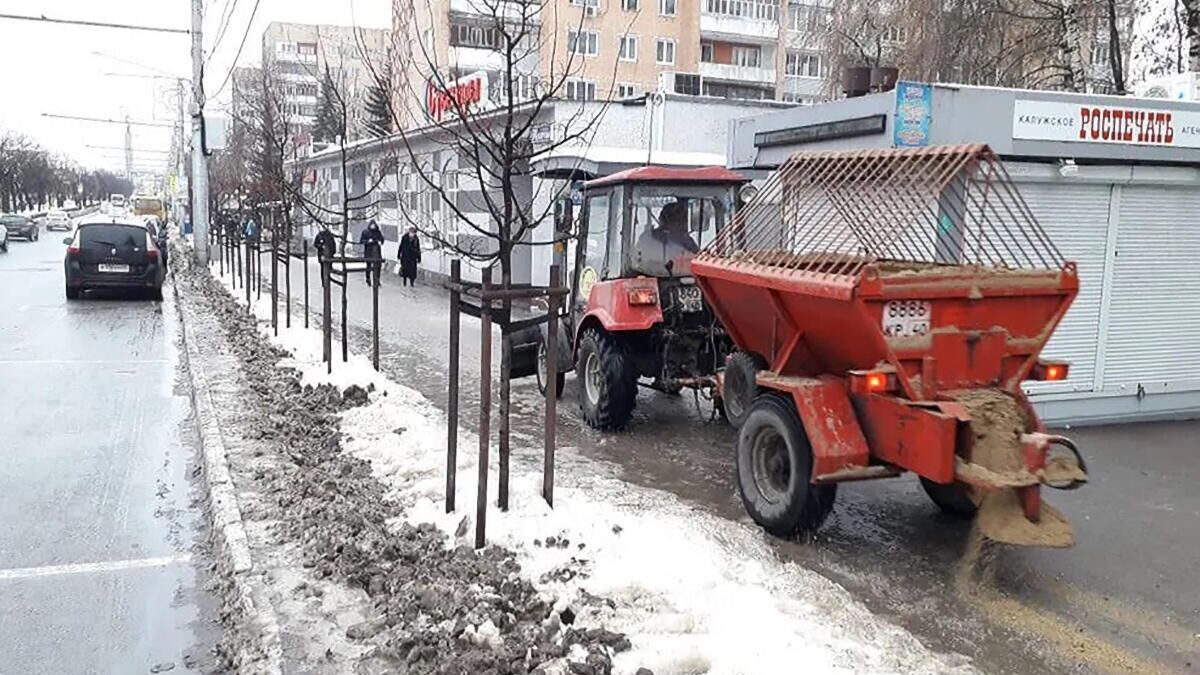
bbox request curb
[170,251,285,675]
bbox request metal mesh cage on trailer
[700,144,1067,278]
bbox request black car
[0,214,39,241]
[63,218,165,300]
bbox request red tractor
[539,166,751,430]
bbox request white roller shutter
[1102,186,1200,393]
[1016,182,1111,395]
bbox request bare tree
[352,0,629,506]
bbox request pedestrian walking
[243,217,260,244]
[397,227,421,287]
[359,220,386,286]
[314,226,337,284]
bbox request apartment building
[261,22,390,144]
[393,0,836,128]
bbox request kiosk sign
[1012,99,1200,148]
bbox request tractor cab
[543,165,748,430]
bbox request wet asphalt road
[0,228,218,673]
[254,252,1199,674]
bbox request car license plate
[98,263,130,273]
[882,300,931,337]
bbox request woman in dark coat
[397,227,421,286]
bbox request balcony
[449,46,506,72]
[699,61,776,85]
[701,0,778,42]
[450,0,541,23]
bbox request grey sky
[0,0,389,172]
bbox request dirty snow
[210,263,974,674]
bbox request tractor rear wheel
[919,477,980,518]
[737,394,836,536]
[722,351,767,429]
[577,327,637,430]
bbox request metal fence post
[244,239,252,309]
[302,239,310,329]
[476,269,492,549]
[543,264,560,507]
[371,252,380,371]
[284,237,291,329]
[322,258,332,374]
[271,237,279,336]
[341,256,348,363]
[446,259,461,513]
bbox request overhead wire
[206,0,241,67]
[207,0,263,100]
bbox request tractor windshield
[630,185,730,277]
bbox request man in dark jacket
[359,220,386,286]
[397,227,421,287]
[313,226,337,285]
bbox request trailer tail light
[1030,360,1070,382]
[627,287,658,306]
[849,369,899,394]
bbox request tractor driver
[634,200,699,276]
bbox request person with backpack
[359,220,386,286]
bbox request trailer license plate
[883,300,931,337]
[98,263,130,273]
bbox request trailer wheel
[919,478,979,518]
[737,395,837,536]
[722,351,767,429]
[577,327,636,430]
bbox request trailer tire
[722,351,768,429]
[737,394,836,536]
[919,478,979,518]
[577,327,636,430]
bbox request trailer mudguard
[758,374,871,478]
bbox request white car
[0,222,7,253]
[45,210,71,231]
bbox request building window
[704,0,777,21]
[297,42,317,56]
[570,0,600,10]
[700,41,713,63]
[619,34,639,62]
[623,0,639,9]
[566,78,597,100]
[732,45,761,68]
[659,0,677,16]
[785,50,823,77]
[656,37,676,65]
[568,29,600,56]
[451,22,502,49]
[787,2,830,32]
[617,83,638,98]
[882,24,906,43]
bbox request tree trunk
[1060,0,1087,91]
[1185,0,1200,71]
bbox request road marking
[0,554,191,581]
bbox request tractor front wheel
[919,477,980,518]
[736,395,836,536]
[577,328,637,430]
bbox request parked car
[0,221,8,253]
[63,217,165,301]
[44,210,71,231]
[0,214,39,241]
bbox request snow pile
[208,262,974,674]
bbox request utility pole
[124,115,134,184]
[176,79,186,227]
[190,0,210,262]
